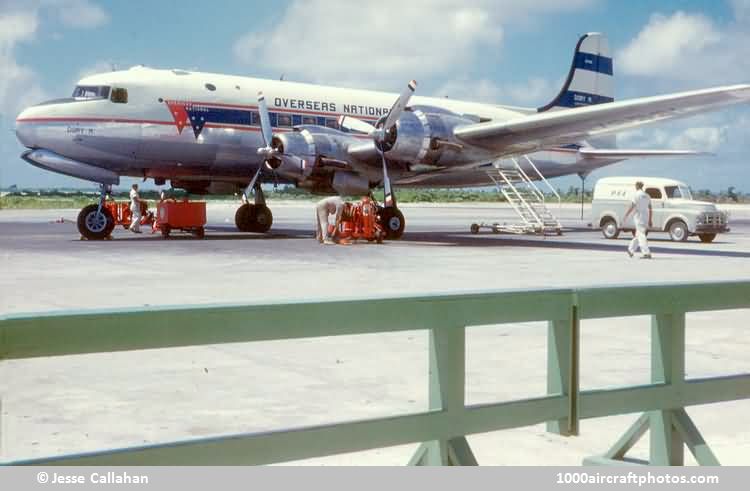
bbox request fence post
[547,302,579,436]
[409,325,476,465]
[649,312,685,465]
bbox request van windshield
[665,185,693,200]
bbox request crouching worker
[315,196,345,245]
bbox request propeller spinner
[338,80,417,206]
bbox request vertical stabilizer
[538,32,614,112]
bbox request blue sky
[1,0,749,190]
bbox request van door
[644,187,665,230]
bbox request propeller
[244,91,295,198]
[338,80,417,206]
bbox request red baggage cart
[155,200,207,238]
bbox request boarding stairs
[471,155,562,235]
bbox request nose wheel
[77,185,115,240]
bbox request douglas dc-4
[14,33,750,239]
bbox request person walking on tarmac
[129,183,143,234]
[623,181,653,259]
[315,196,345,245]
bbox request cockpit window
[111,88,128,104]
[72,85,110,99]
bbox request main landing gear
[235,180,273,233]
[377,183,406,240]
[379,205,405,240]
[77,184,115,240]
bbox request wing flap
[578,148,709,159]
[454,84,750,154]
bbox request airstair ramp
[470,155,563,236]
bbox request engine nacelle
[383,106,475,165]
[272,128,351,180]
[331,171,370,196]
[21,149,120,185]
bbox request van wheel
[668,220,688,242]
[601,218,619,239]
[698,233,716,243]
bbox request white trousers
[130,207,141,232]
[316,205,330,241]
[628,222,650,255]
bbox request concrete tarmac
[1,202,749,465]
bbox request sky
[1,0,749,191]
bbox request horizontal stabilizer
[578,148,710,159]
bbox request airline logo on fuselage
[164,98,388,139]
[273,97,390,117]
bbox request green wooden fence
[1,281,749,466]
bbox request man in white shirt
[623,181,652,259]
[129,183,143,233]
[315,196,345,245]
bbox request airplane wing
[454,85,750,155]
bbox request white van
[591,177,729,243]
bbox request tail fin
[538,32,614,112]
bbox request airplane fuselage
[15,66,607,192]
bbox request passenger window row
[266,112,341,129]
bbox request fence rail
[1,281,749,466]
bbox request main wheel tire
[699,233,716,243]
[601,218,619,239]
[252,205,273,233]
[234,204,256,232]
[77,204,115,240]
[380,207,405,240]
[470,223,480,234]
[668,220,688,242]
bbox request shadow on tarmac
[398,230,750,259]
[99,226,314,242]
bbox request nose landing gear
[77,184,115,240]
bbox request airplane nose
[15,107,38,148]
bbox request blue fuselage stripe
[573,52,613,75]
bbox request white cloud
[233,0,594,90]
[0,10,47,119]
[0,1,108,118]
[54,0,109,29]
[617,10,750,84]
[435,76,558,106]
[618,113,733,153]
[730,0,750,22]
[76,60,115,80]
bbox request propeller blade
[338,115,376,134]
[380,151,395,207]
[244,164,263,198]
[257,91,273,148]
[383,80,417,130]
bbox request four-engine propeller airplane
[14,33,750,239]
